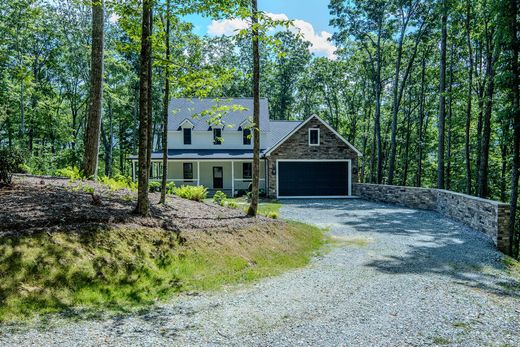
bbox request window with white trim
[243,128,251,145]
[213,128,222,145]
[183,128,192,145]
[183,163,193,180]
[309,128,320,146]
[243,162,252,179]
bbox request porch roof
[129,149,267,160]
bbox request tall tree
[463,0,473,195]
[82,0,105,178]
[477,14,496,199]
[247,0,260,217]
[437,0,448,189]
[135,0,153,216]
[160,0,171,204]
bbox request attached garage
[265,115,362,199]
[276,160,351,198]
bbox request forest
[0,0,519,257]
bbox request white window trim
[308,128,320,146]
[179,118,194,128]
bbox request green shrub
[226,200,238,209]
[166,182,176,194]
[174,185,207,202]
[55,166,82,181]
[0,148,25,185]
[82,185,95,194]
[149,181,161,192]
[267,211,279,219]
[213,191,227,206]
[99,175,137,191]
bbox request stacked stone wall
[353,183,511,254]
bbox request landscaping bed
[0,176,273,237]
[0,176,326,322]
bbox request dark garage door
[278,161,350,197]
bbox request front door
[213,166,223,189]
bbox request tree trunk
[475,42,485,194]
[247,0,260,217]
[101,95,113,177]
[375,23,383,184]
[387,27,405,185]
[446,42,454,191]
[82,0,104,179]
[478,29,495,199]
[464,0,473,195]
[416,52,427,187]
[437,0,447,189]
[506,0,520,257]
[135,0,153,216]
[160,0,171,204]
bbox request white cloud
[206,12,337,60]
[207,18,249,36]
[292,19,337,60]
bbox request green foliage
[266,211,279,219]
[213,190,227,206]
[0,222,326,322]
[82,185,95,194]
[55,166,82,181]
[0,147,25,185]
[99,175,137,192]
[225,200,238,209]
[174,185,208,202]
[149,181,161,192]
[166,182,176,194]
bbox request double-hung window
[243,163,252,180]
[309,128,320,146]
[213,128,222,145]
[183,128,192,145]
[183,163,193,180]
[243,128,251,145]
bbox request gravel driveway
[1,199,519,346]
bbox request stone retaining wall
[353,183,511,254]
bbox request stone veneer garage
[265,115,362,199]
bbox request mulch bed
[0,175,274,238]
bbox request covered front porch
[132,159,267,197]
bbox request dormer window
[183,128,192,145]
[243,128,251,145]
[309,128,320,146]
[213,128,222,145]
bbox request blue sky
[184,0,337,59]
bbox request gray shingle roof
[168,98,270,131]
[265,120,302,148]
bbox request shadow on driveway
[281,199,520,298]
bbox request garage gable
[266,115,361,198]
[265,115,361,160]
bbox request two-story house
[130,98,362,198]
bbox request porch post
[197,161,200,186]
[231,161,235,197]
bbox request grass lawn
[205,197,282,218]
[0,221,326,322]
